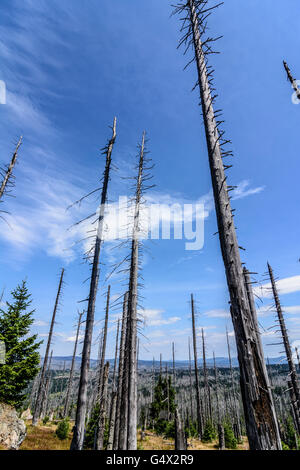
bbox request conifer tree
[0,280,42,407]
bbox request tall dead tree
[283,61,300,101]
[71,118,117,450]
[114,292,128,450]
[96,361,110,450]
[107,319,120,450]
[188,337,194,420]
[174,1,281,449]
[267,263,300,433]
[64,311,84,418]
[226,327,241,440]
[126,132,148,450]
[191,294,203,437]
[33,268,65,425]
[41,350,53,420]
[175,408,187,450]
[201,328,211,423]
[96,285,111,407]
[0,137,22,201]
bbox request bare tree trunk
[33,268,65,425]
[96,362,109,450]
[175,408,187,450]
[96,285,110,405]
[41,350,53,420]
[0,137,22,200]
[175,1,281,449]
[64,311,84,418]
[283,61,300,100]
[71,118,116,450]
[118,294,130,450]
[126,132,146,450]
[114,293,128,450]
[268,263,300,432]
[213,352,220,426]
[106,319,120,450]
[226,327,241,441]
[201,328,211,423]
[188,337,194,421]
[191,294,203,438]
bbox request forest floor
[137,430,249,451]
[1,422,249,450]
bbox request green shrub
[55,418,70,440]
[42,416,50,425]
[281,441,290,450]
[202,420,217,443]
[224,422,237,449]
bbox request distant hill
[43,355,287,370]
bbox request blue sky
[0,0,300,361]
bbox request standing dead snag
[71,118,117,450]
[114,292,128,450]
[0,137,22,201]
[175,408,187,450]
[64,311,84,418]
[96,285,110,408]
[283,61,300,101]
[174,1,281,449]
[267,263,300,432]
[126,132,147,450]
[191,294,203,438]
[32,268,65,426]
[107,319,120,450]
[96,362,110,450]
[201,328,212,423]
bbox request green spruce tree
[0,280,42,407]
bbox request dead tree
[107,319,120,450]
[96,361,110,450]
[283,61,300,101]
[174,1,281,449]
[213,351,224,449]
[226,327,241,441]
[64,311,84,418]
[32,268,65,425]
[0,137,22,201]
[175,408,187,450]
[71,118,117,450]
[114,293,128,450]
[267,263,300,432]
[41,350,53,420]
[188,337,194,420]
[96,285,111,407]
[191,294,203,438]
[126,132,147,450]
[201,328,211,423]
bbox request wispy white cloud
[140,309,181,327]
[254,276,300,298]
[232,180,265,201]
[204,309,230,319]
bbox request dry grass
[137,430,249,451]
[19,421,73,451]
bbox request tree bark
[191,294,203,438]
[283,61,300,100]
[126,132,146,450]
[178,1,281,449]
[113,293,128,449]
[64,311,84,418]
[33,268,65,425]
[0,137,22,200]
[71,118,116,450]
[268,263,300,433]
